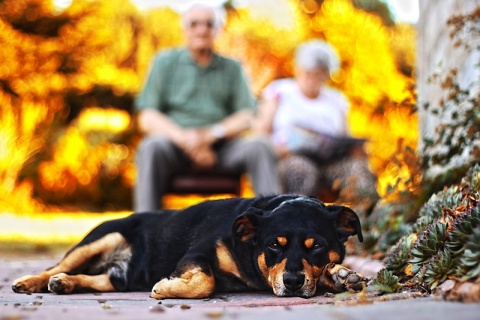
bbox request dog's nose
[283,272,305,292]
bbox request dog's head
[233,195,362,297]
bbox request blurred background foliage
[0,0,417,212]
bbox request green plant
[457,226,480,281]
[381,165,480,293]
[370,268,402,293]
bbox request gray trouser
[134,135,280,212]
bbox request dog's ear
[233,208,263,243]
[328,205,363,243]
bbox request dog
[12,195,366,298]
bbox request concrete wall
[416,0,480,175]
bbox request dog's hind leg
[48,273,115,294]
[12,232,128,294]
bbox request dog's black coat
[73,195,361,293]
[13,195,363,297]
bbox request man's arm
[137,108,185,144]
[204,109,254,143]
[216,59,255,142]
[138,107,253,144]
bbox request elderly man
[134,4,279,211]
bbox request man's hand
[176,128,217,168]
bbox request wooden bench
[165,168,341,202]
[166,168,243,196]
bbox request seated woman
[254,40,378,211]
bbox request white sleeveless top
[262,78,349,146]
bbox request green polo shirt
[135,48,255,128]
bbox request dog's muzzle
[272,271,316,298]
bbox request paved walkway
[1,256,479,320]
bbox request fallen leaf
[205,311,223,318]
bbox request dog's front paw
[325,263,368,292]
[12,275,48,294]
[48,273,75,294]
[151,267,215,299]
[151,278,171,299]
[150,277,204,299]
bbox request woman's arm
[252,97,278,137]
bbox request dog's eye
[268,243,281,251]
[313,243,324,251]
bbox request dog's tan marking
[257,252,269,283]
[302,259,322,280]
[151,266,214,299]
[266,258,288,296]
[328,250,341,263]
[299,259,321,296]
[304,238,315,249]
[257,254,289,294]
[277,236,287,247]
[268,258,287,286]
[216,240,241,278]
[319,263,340,291]
[48,273,115,294]
[12,232,127,294]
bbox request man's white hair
[295,40,340,74]
[181,3,226,30]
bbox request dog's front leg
[151,263,215,299]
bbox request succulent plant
[408,221,447,275]
[457,226,480,281]
[446,206,480,256]
[407,187,463,235]
[424,249,456,290]
[371,268,402,293]
[379,164,480,297]
[384,233,416,275]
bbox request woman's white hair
[181,3,226,30]
[294,40,340,74]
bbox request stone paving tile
[0,255,331,320]
[2,256,480,320]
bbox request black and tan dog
[12,195,366,298]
